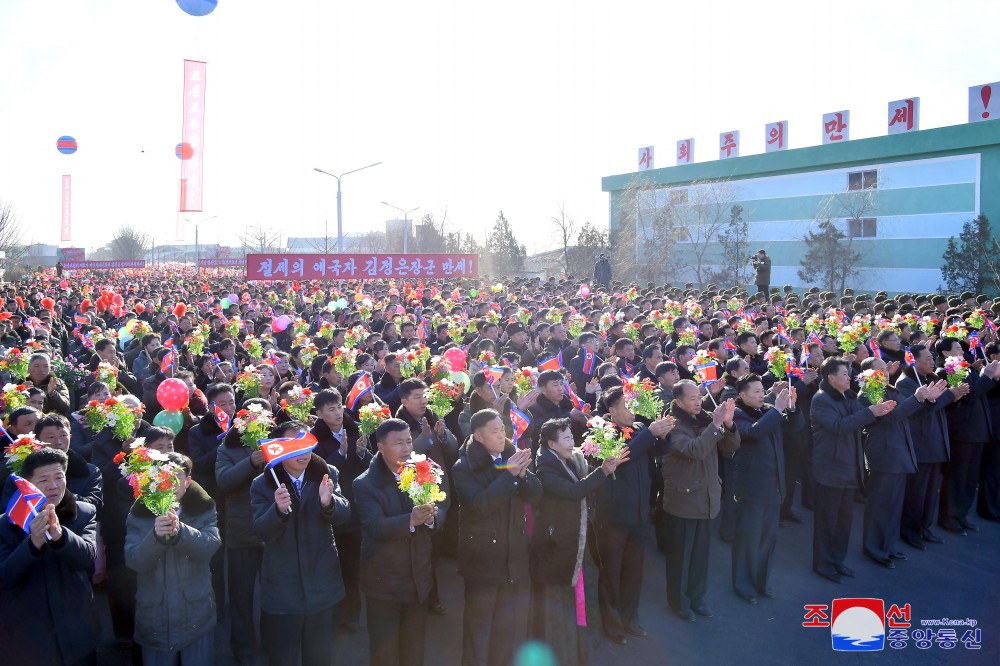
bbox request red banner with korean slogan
[246,253,480,280]
[179,59,206,212]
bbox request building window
[848,217,877,238]
[847,170,878,191]
[670,189,688,205]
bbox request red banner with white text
[179,60,206,212]
[63,261,146,270]
[246,253,480,280]
[61,175,71,241]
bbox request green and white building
[602,121,1000,293]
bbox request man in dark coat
[594,253,611,288]
[935,339,1000,535]
[354,418,450,666]
[0,448,100,664]
[452,409,541,666]
[810,357,895,583]
[732,375,799,604]
[312,388,371,631]
[593,387,673,639]
[751,249,771,295]
[374,353,404,415]
[856,358,946,567]
[250,421,351,666]
[527,370,588,450]
[897,345,965,549]
[215,392,264,665]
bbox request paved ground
[96,499,1000,665]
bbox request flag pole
[28,502,52,540]
[269,467,291,513]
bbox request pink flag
[179,60,207,212]
[60,175,72,241]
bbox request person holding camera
[751,250,771,295]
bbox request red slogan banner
[179,60,206,212]
[247,253,479,280]
[63,261,146,270]
[61,175,72,241]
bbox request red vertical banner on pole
[60,175,72,241]
[179,60,206,212]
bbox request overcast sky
[1,0,998,255]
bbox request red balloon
[156,378,190,411]
[441,347,467,373]
[112,293,124,306]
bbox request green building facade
[601,121,1000,293]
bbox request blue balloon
[176,0,217,17]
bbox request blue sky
[1,0,998,254]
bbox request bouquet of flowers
[231,403,275,450]
[185,324,209,357]
[344,325,367,350]
[622,376,664,420]
[298,343,319,368]
[652,311,676,335]
[516,307,532,325]
[625,287,639,303]
[1,382,29,415]
[545,308,564,325]
[280,385,314,421]
[763,346,789,380]
[966,309,987,330]
[396,454,447,506]
[358,403,392,437]
[292,317,310,337]
[399,349,426,378]
[330,347,357,379]
[477,350,496,368]
[941,322,968,341]
[95,361,119,390]
[0,349,29,380]
[857,368,888,405]
[242,335,264,360]
[567,314,587,340]
[623,321,642,343]
[117,443,181,517]
[131,319,153,338]
[598,312,616,334]
[52,356,90,391]
[676,326,698,347]
[226,317,244,338]
[783,313,801,330]
[683,300,703,321]
[804,315,824,335]
[726,297,744,314]
[581,415,631,477]
[234,366,263,398]
[81,396,139,441]
[514,367,536,395]
[918,316,939,336]
[318,321,335,340]
[943,356,970,388]
[837,323,867,354]
[3,434,42,475]
[427,379,462,419]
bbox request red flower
[104,398,117,406]
[87,400,99,407]
[236,409,249,418]
[622,427,634,440]
[632,322,641,329]
[521,369,531,377]
[113,451,126,465]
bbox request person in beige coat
[661,380,740,622]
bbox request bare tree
[347,231,389,254]
[551,204,577,275]
[110,226,150,260]
[612,173,681,284]
[804,187,876,293]
[667,180,743,290]
[0,199,26,272]
[240,226,282,254]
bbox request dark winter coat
[938,365,995,444]
[0,492,99,663]
[593,422,670,528]
[858,386,924,475]
[530,446,607,586]
[353,452,447,604]
[215,426,265,549]
[125,481,221,652]
[250,454,351,614]
[810,380,875,489]
[733,401,801,503]
[451,437,541,584]
[313,417,371,533]
[896,372,955,463]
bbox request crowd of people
[0,264,998,665]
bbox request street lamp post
[184,215,217,272]
[381,202,419,253]
[314,162,382,253]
